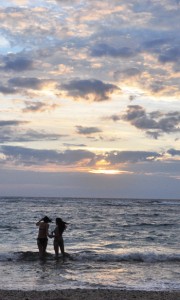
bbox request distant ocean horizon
[0,197,179,291]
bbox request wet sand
[0,289,179,300]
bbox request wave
[122,223,175,228]
[74,251,180,263]
[0,225,18,230]
[0,250,180,264]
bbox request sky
[0,0,179,199]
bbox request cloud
[118,105,180,138]
[122,67,141,77]
[107,106,180,138]
[8,77,48,90]
[91,43,135,58]
[158,47,180,63]
[0,146,96,166]
[114,67,142,82]
[143,38,172,50]
[167,148,180,156]
[61,79,120,101]
[0,85,17,94]
[0,130,64,143]
[23,101,58,113]
[105,150,161,164]
[146,131,161,139]
[107,114,121,122]
[0,123,65,143]
[63,143,86,147]
[0,56,34,72]
[0,145,165,169]
[0,0,179,199]
[18,129,66,142]
[0,120,28,126]
[76,125,102,135]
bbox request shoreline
[0,289,179,300]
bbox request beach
[0,289,179,300]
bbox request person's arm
[36,218,43,226]
[46,223,50,237]
[49,228,56,238]
[48,232,55,238]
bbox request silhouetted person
[36,216,52,258]
[51,217,68,258]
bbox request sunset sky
[0,0,179,198]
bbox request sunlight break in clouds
[0,0,179,198]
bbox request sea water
[0,197,179,291]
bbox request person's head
[56,217,67,232]
[56,217,62,225]
[43,216,52,223]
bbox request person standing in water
[51,217,68,258]
[36,216,52,258]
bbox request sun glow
[89,169,122,175]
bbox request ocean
[0,197,179,291]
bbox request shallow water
[0,197,180,290]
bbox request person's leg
[59,237,65,255]
[42,239,48,256]
[37,239,44,258]
[54,240,59,257]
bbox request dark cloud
[158,115,180,133]
[167,148,180,156]
[122,106,180,137]
[0,145,165,168]
[158,47,180,63]
[150,82,166,94]
[108,114,121,122]
[76,125,102,135]
[91,43,135,58]
[0,146,96,166]
[111,115,121,122]
[63,143,86,147]
[143,38,171,50]
[61,79,120,101]
[114,68,141,81]
[108,106,180,138]
[123,105,146,121]
[123,68,141,77]
[0,120,28,126]
[105,150,161,164]
[0,85,17,94]
[8,77,47,90]
[146,131,161,140]
[0,57,34,72]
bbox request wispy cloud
[23,101,58,113]
[76,125,102,135]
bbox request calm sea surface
[0,197,179,291]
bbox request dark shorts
[37,238,48,248]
